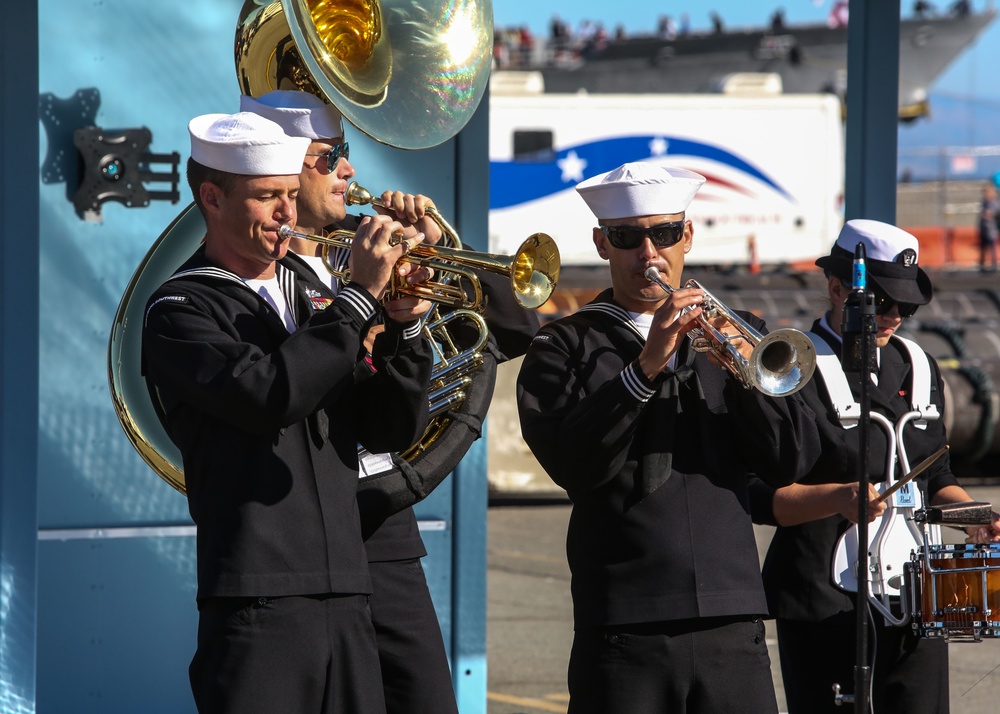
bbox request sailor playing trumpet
[516,162,822,714]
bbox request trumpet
[644,267,816,397]
[278,220,560,311]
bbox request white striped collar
[578,301,646,341]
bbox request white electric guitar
[831,412,945,625]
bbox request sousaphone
[109,0,500,518]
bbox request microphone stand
[839,242,876,712]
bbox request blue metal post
[845,0,901,222]
[0,2,40,712]
[451,91,490,713]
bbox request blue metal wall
[1,0,489,711]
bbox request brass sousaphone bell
[109,0,505,494]
[235,0,494,150]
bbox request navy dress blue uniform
[143,246,433,714]
[294,237,539,714]
[517,290,819,714]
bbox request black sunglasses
[304,142,350,174]
[874,292,919,318]
[600,220,686,249]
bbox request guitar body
[831,477,927,598]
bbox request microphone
[841,242,876,373]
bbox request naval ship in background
[493,2,996,121]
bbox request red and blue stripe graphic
[490,134,793,209]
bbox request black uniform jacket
[749,319,959,622]
[300,230,541,563]
[516,288,820,629]
[142,246,433,600]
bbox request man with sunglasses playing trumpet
[142,110,434,714]
[749,219,1000,714]
[516,162,821,714]
[241,90,540,714]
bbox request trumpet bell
[511,233,561,310]
[236,0,494,150]
[750,328,817,398]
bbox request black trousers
[567,617,778,714]
[776,613,949,714]
[369,558,459,714]
[189,593,385,714]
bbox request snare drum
[906,543,1000,641]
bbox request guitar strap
[805,333,938,428]
[805,332,859,427]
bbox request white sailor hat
[239,90,344,140]
[815,219,932,305]
[575,162,706,220]
[188,112,310,176]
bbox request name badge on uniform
[359,448,394,477]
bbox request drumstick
[876,445,949,504]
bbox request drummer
[750,219,1000,714]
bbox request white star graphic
[649,137,669,156]
[557,151,588,183]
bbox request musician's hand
[350,217,423,299]
[383,259,433,324]
[965,511,1000,544]
[839,483,885,523]
[363,324,385,354]
[704,315,754,364]
[638,287,704,380]
[383,295,433,324]
[378,190,443,245]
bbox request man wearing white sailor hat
[516,161,820,714]
[239,89,541,714]
[238,90,435,323]
[143,110,434,714]
[751,217,1000,713]
[237,89,458,714]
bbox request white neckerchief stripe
[329,247,350,273]
[275,264,298,325]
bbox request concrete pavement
[485,493,1000,714]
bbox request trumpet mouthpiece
[644,266,661,281]
[278,225,293,237]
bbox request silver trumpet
[644,267,816,397]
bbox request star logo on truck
[557,151,588,183]
[649,137,669,156]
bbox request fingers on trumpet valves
[380,190,435,224]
